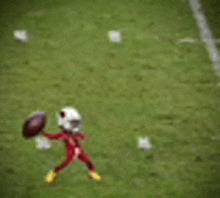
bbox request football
[22,112,47,139]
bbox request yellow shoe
[45,171,57,185]
[89,172,101,182]
[50,175,57,185]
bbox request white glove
[13,30,28,43]
[138,137,152,150]
[35,136,51,150]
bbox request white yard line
[177,38,220,45]
[189,0,220,82]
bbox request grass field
[200,0,220,39]
[1,0,220,197]
[200,0,220,54]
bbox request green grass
[200,0,220,38]
[1,0,220,197]
[200,0,220,53]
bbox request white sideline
[189,0,220,82]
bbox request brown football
[22,112,47,139]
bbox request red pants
[55,147,95,174]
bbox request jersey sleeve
[44,133,67,140]
[77,133,85,140]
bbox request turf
[200,0,220,38]
[1,0,220,197]
[199,0,220,53]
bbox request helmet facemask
[70,118,84,133]
[57,107,84,133]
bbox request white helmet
[56,107,84,133]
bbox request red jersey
[44,129,85,150]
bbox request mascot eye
[60,111,65,118]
